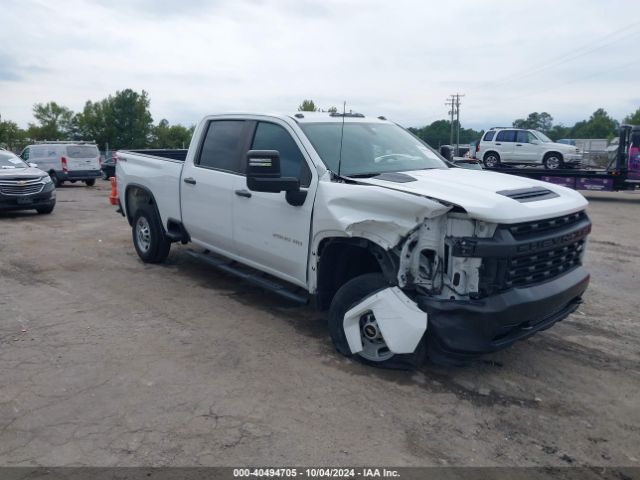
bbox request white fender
[343,287,428,355]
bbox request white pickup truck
[116,112,591,367]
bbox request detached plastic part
[343,287,427,355]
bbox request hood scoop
[373,172,417,183]
[496,186,558,203]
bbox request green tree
[623,107,640,125]
[512,112,554,133]
[571,108,618,139]
[75,89,153,149]
[0,118,27,150]
[29,102,74,140]
[298,99,318,112]
[327,106,338,113]
[410,119,482,148]
[150,119,194,148]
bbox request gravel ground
[0,182,638,467]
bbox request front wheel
[543,154,563,169]
[132,205,171,263]
[85,179,96,186]
[328,273,425,369]
[36,202,55,214]
[50,172,61,187]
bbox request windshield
[0,151,28,169]
[66,145,99,158]
[533,131,553,143]
[299,122,447,176]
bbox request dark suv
[0,150,56,214]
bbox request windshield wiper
[347,172,383,178]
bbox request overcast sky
[1,0,639,130]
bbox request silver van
[20,142,102,187]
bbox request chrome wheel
[544,155,561,169]
[484,154,499,168]
[358,312,393,362]
[135,216,151,252]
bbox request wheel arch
[124,183,162,228]
[483,150,500,160]
[543,150,564,160]
[312,236,399,311]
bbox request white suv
[478,128,582,169]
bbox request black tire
[543,153,564,170]
[85,179,96,186]
[328,273,426,369]
[36,201,55,215]
[132,205,171,263]
[483,152,501,169]
[50,172,61,187]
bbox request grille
[505,239,585,288]
[509,211,587,239]
[0,180,44,195]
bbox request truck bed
[124,149,188,162]
[116,149,185,226]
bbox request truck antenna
[337,100,346,177]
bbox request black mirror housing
[246,150,300,193]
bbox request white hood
[353,168,588,224]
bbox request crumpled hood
[353,168,588,224]
[0,166,46,179]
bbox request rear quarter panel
[116,152,183,228]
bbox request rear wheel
[483,152,501,168]
[328,273,425,369]
[50,172,61,187]
[132,205,171,263]
[543,153,563,169]
[85,179,96,186]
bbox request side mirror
[245,150,308,206]
[246,150,298,193]
[531,139,541,145]
[28,162,38,168]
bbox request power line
[476,21,640,89]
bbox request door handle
[235,189,252,198]
[516,144,523,146]
[495,143,502,145]
[183,177,196,185]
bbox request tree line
[0,88,194,151]
[410,107,640,148]
[3,93,639,153]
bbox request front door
[494,129,516,162]
[514,130,540,163]
[232,120,316,288]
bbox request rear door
[65,145,100,171]
[180,119,251,256]
[494,129,517,162]
[231,119,316,287]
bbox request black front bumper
[417,266,590,360]
[0,183,56,212]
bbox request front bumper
[416,266,589,359]
[563,153,582,164]
[0,183,56,212]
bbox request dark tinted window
[483,131,495,141]
[496,130,517,142]
[198,120,245,172]
[251,122,311,187]
[516,131,529,143]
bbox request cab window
[197,120,247,173]
[251,122,311,187]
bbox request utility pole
[445,93,465,157]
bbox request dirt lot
[0,182,638,467]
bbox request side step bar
[184,249,309,305]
